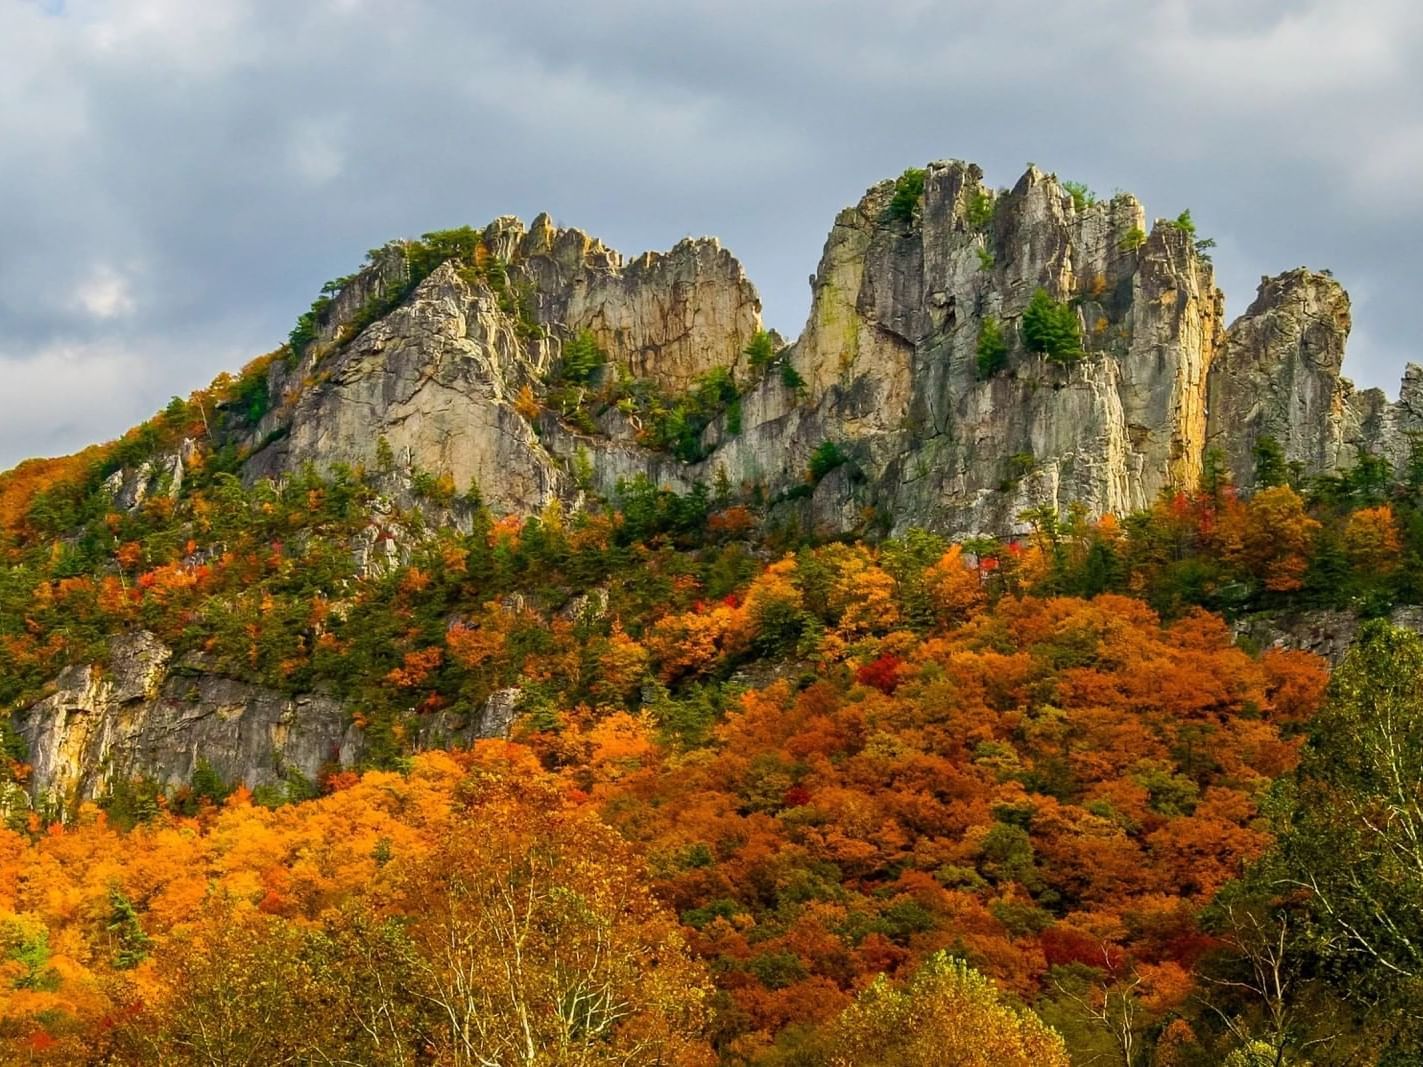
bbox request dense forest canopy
[0,347,1422,1063]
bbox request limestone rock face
[1206,269,1355,487]
[17,631,359,804]
[102,438,196,512]
[708,162,1226,536]
[14,632,534,806]
[1234,605,1423,665]
[230,158,1399,540]
[241,215,763,514]
[513,213,764,391]
[249,261,570,516]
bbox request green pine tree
[1020,289,1083,364]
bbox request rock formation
[1206,269,1358,486]
[711,162,1226,535]
[220,158,1417,539]
[16,630,358,804]
[14,630,519,806]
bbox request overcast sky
[1,0,1420,468]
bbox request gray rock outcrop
[15,630,529,807]
[83,157,1417,544]
[1206,269,1357,487]
[709,163,1227,535]
[16,631,360,805]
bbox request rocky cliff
[13,630,520,808]
[16,631,356,805]
[212,159,1417,539]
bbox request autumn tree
[924,544,986,626]
[393,774,714,1067]
[823,953,1070,1066]
[1224,487,1320,593]
[112,900,334,1066]
[1342,504,1401,578]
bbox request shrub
[513,383,541,422]
[1020,288,1084,364]
[887,167,927,223]
[976,317,1009,378]
[1062,180,1095,212]
[965,188,996,231]
[560,330,606,384]
[976,246,995,272]
[808,441,848,483]
[1167,209,1196,236]
[744,330,778,374]
[287,296,330,357]
[625,368,742,463]
[1162,209,1216,260]
[780,361,806,391]
[1118,226,1148,252]
[231,369,271,425]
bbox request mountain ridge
[8,158,1417,544]
[80,158,1415,545]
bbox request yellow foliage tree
[924,544,987,626]
[825,953,1070,1067]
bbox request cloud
[74,266,136,319]
[0,0,1419,469]
[0,343,156,462]
[286,120,348,188]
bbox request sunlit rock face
[15,630,521,805]
[16,630,358,804]
[722,161,1229,537]
[1206,268,1356,487]
[192,158,1389,543]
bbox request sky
[1,0,1420,469]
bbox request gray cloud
[1,0,1419,468]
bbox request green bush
[1167,209,1196,236]
[1062,180,1096,212]
[232,368,271,425]
[1020,288,1084,364]
[560,329,606,384]
[887,167,927,223]
[1000,452,1035,491]
[288,295,331,356]
[965,188,996,231]
[808,440,848,483]
[1117,226,1148,252]
[976,317,1008,378]
[648,368,740,462]
[744,330,778,374]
